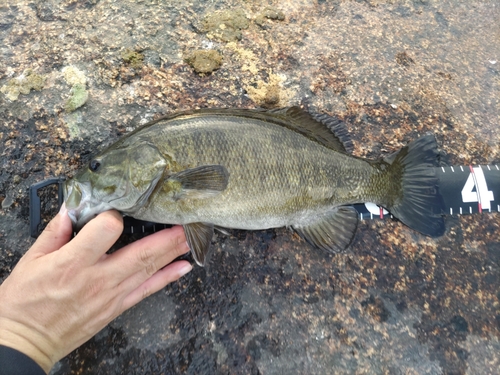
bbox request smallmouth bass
[64,107,445,266]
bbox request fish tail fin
[384,134,445,236]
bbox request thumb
[28,203,73,257]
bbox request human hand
[0,205,192,373]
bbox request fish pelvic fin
[293,206,358,253]
[184,222,214,267]
[383,134,445,236]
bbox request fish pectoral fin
[170,165,229,199]
[293,206,358,254]
[184,222,214,267]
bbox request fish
[64,107,445,266]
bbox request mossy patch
[121,49,144,69]
[0,69,46,101]
[185,50,223,74]
[201,9,249,42]
[65,83,89,112]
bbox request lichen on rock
[201,9,249,42]
[65,83,89,112]
[0,69,46,101]
[246,72,292,108]
[61,66,89,112]
[255,7,285,27]
[62,66,87,86]
[185,50,223,74]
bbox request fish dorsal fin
[292,206,358,253]
[184,222,214,266]
[266,107,353,153]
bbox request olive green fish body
[132,116,375,229]
[64,107,445,266]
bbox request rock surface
[0,1,499,374]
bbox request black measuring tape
[29,164,500,238]
[353,164,500,220]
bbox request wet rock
[361,295,391,323]
[395,51,415,67]
[34,1,62,22]
[1,1,499,374]
[246,333,280,360]
[0,14,13,30]
[185,50,223,74]
[0,250,21,282]
[143,49,161,68]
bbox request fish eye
[89,159,101,172]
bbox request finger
[114,237,189,295]
[28,203,73,258]
[64,210,123,265]
[121,260,192,311]
[104,226,188,284]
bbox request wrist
[0,318,54,374]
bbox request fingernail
[179,263,192,277]
[58,202,68,217]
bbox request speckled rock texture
[1,1,499,374]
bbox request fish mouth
[64,179,113,231]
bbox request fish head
[64,141,167,230]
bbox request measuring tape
[29,165,500,238]
[354,165,500,220]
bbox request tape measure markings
[469,165,481,213]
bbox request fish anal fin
[293,206,358,253]
[184,222,214,267]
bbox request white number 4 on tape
[461,166,494,211]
